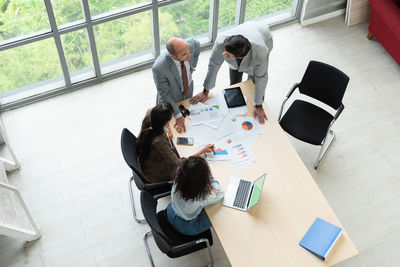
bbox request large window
[245,0,293,21]
[0,1,50,42]
[94,11,153,74]
[61,29,95,83]
[0,0,301,109]
[0,39,63,93]
[159,0,210,45]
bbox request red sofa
[368,0,400,66]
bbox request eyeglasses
[179,105,190,118]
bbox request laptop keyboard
[233,180,252,209]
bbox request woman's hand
[211,188,220,196]
[193,144,215,157]
[200,144,215,154]
[166,124,173,140]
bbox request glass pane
[159,0,210,46]
[0,0,50,41]
[0,38,63,94]
[89,0,149,16]
[94,11,153,74]
[61,29,95,83]
[218,0,236,29]
[245,0,293,21]
[51,0,84,26]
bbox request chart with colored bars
[214,147,228,155]
[189,105,223,125]
[232,144,250,160]
[241,121,253,131]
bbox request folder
[299,217,343,261]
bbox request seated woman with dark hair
[137,103,214,183]
[167,156,224,236]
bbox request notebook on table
[299,217,343,261]
[223,173,266,211]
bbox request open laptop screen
[248,174,266,210]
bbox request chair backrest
[299,60,349,109]
[120,128,147,187]
[141,190,173,253]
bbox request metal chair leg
[196,238,214,267]
[129,177,146,223]
[143,231,155,267]
[314,130,335,169]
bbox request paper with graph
[186,90,262,170]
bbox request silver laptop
[223,173,266,211]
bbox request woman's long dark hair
[137,102,173,164]
[174,156,212,201]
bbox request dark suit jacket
[139,133,180,183]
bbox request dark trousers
[229,68,255,85]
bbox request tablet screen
[224,87,246,108]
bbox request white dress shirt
[172,58,192,119]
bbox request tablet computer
[224,87,246,108]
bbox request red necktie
[180,61,189,95]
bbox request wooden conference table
[174,80,358,267]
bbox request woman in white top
[167,156,224,236]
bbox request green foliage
[219,0,236,28]
[0,0,293,94]
[0,39,62,91]
[160,0,209,43]
[246,0,292,20]
[89,0,145,16]
[0,0,49,41]
[94,11,154,64]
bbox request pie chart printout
[241,121,253,131]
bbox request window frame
[0,0,304,110]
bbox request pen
[211,146,216,155]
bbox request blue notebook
[299,217,343,261]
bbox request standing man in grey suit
[191,21,273,124]
[153,37,200,133]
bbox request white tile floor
[1,16,400,267]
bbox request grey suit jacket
[203,21,273,105]
[153,38,201,115]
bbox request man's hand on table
[174,116,186,133]
[189,89,209,104]
[253,105,268,124]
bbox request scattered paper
[184,91,260,171]
[189,102,224,125]
[232,116,264,135]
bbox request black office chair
[278,60,349,169]
[141,190,214,267]
[120,128,172,223]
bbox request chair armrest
[286,82,300,98]
[154,191,171,200]
[145,180,173,190]
[0,181,18,192]
[334,104,345,120]
[171,240,198,253]
[171,238,211,253]
[278,82,300,121]
[326,104,344,131]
